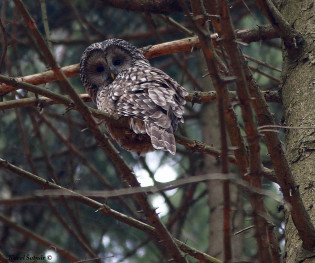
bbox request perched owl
[80,39,188,155]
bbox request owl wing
[109,66,187,155]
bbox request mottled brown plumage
[80,39,187,155]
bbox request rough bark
[204,97,244,262]
[202,102,224,260]
[281,0,315,262]
[200,77,244,261]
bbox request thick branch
[254,0,304,54]
[0,26,279,96]
[0,64,79,95]
[236,24,279,44]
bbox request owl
[80,39,188,155]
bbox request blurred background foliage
[0,0,283,262]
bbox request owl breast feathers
[80,39,188,155]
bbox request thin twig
[0,213,79,262]
[37,111,137,217]
[244,54,281,73]
[156,14,194,36]
[40,0,52,51]
[249,65,280,83]
[0,18,8,73]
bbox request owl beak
[110,72,116,80]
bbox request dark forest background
[1,1,314,263]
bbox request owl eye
[113,59,121,66]
[96,65,105,72]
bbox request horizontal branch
[175,134,236,163]
[236,24,279,44]
[0,25,279,96]
[0,90,281,112]
[186,90,281,103]
[0,64,79,96]
[37,173,281,202]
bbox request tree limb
[254,0,304,55]
[0,25,279,96]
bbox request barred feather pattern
[80,39,188,155]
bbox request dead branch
[254,0,304,54]
[0,25,279,96]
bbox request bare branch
[0,26,279,96]
[0,64,79,95]
[254,0,304,55]
[236,24,279,44]
[0,18,8,73]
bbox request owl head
[80,39,149,102]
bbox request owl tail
[146,123,176,155]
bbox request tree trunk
[202,102,224,259]
[201,85,244,260]
[281,0,315,262]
